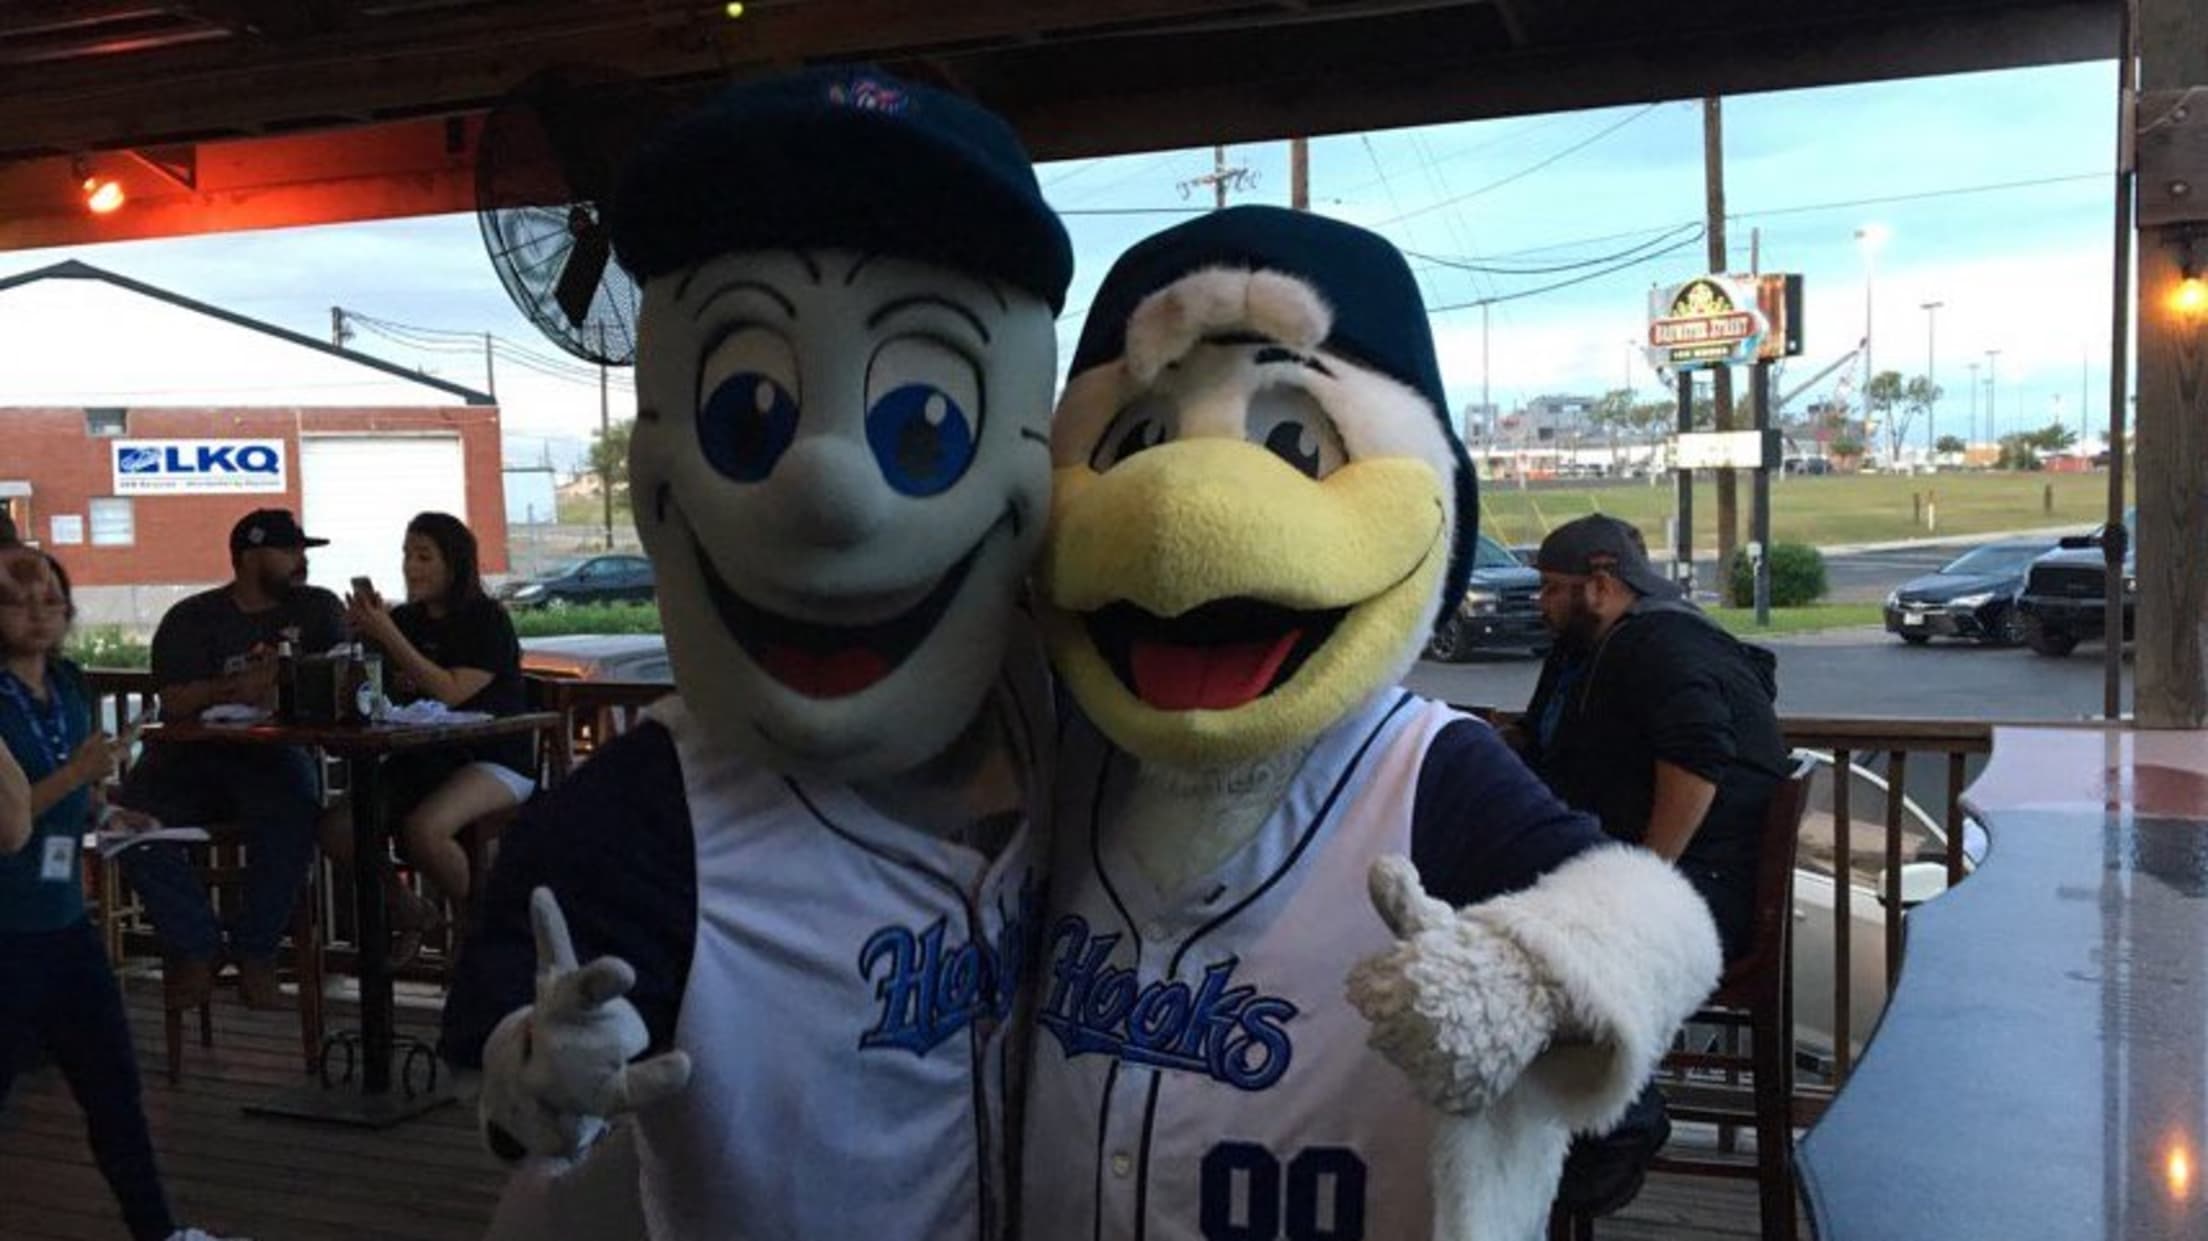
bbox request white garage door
[299,436,468,598]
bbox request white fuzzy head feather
[1122,267,1333,386]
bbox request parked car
[1786,751,1984,1070]
[519,634,673,683]
[2014,509,2134,657]
[499,553,657,609]
[1881,538,2058,646]
[1423,533,1549,662]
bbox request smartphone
[351,575,376,601]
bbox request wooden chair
[162,837,327,1084]
[1550,754,1817,1241]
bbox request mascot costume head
[1041,205,1475,769]
[615,67,1070,781]
[1027,206,1720,1241]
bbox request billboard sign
[1648,276,1768,370]
[112,439,288,495]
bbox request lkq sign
[1647,275,1768,371]
[111,439,288,495]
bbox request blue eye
[698,372,799,482]
[867,384,976,497]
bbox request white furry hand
[1345,856,1562,1116]
[479,887,693,1162]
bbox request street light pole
[1986,348,2002,440]
[1920,300,1943,460]
[1967,360,1981,447]
[1855,226,1888,462]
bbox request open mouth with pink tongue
[1087,598,1347,712]
[692,532,983,700]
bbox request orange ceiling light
[82,176,125,214]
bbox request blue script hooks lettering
[1037,915,1298,1092]
[856,873,1039,1057]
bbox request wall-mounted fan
[475,66,666,367]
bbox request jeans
[0,921,178,1241]
[116,742,321,961]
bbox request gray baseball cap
[1535,514,1681,599]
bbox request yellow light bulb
[724,1,745,17]
[2169,1142,2193,1201]
[2173,276,2208,317]
[84,179,125,214]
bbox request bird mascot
[439,65,1070,1240]
[1020,205,1722,1240]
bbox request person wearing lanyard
[0,546,246,1241]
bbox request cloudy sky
[0,58,2121,470]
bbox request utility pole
[484,333,498,402]
[598,323,614,551]
[1181,146,1253,210]
[1921,300,1944,459]
[1702,97,1737,567]
[330,306,351,348]
[1290,137,1309,210]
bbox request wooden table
[1798,726,2208,1240]
[146,712,561,1128]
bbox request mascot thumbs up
[1022,206,1721,1240]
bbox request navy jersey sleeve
[1410,718,1612,908]
[440,721,698,1068]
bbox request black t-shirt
[386,595,531,774]
[150,584,348,690]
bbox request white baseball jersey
[1023,689,1458,1241]
[629,677,1050,1241]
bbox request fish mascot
[1020,206,1722,1239]
[440,65,1070,1240]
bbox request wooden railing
[84,668,1995,1112]
[1463,705,1995,1120]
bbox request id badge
[40,833,75,883]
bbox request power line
[1374,104,1664,227]
[1428,229,1706,313]
[1409,221,1704,276]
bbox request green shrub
[67,625,151,670]
[1725,542,1828,608]
[508,601,663,637]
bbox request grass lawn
[1706,603,1883,636]
[1476,470,2116,551]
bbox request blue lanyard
[0,667,71,771]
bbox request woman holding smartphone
[320,512,532,964]
[0,547,242,1241]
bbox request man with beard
[1517,512,1786,1217]
[116,509,346,1013]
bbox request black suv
[1425,533,1549,661]
[2015,510,2134,657]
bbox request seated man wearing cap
[116,508,347,1013]
[1518,513,1788,1215]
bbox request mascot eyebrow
[846,252,1012,312]
[1190,330,1336,379]
[675,249,824,300]
[867,293,993,343]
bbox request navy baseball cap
[1536,515,1680,599]
[610,66,1073,312]
[230,509,328,555]
[1069,205,1476,630]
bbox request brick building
[0,260,504,628]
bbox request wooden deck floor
[0,978,1783,1240]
